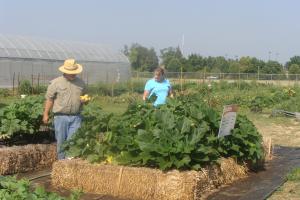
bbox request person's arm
[143,80,152,101]
[169,88,174,98]
[43,81,56,124]
[167,80,174,98]
[143,90,150,101]
[43,99,53,124]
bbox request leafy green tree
[239,57,260,73]
[289,64,300,74]
[286,56,300,69]
[186,54,205,71]
[261,61,283,74]
[213,56,229,72]
[124,43,159,71]
[167,58,182,72]
[228,61,241,73]
[160,47,183,71]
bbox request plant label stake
[218,105,239,137]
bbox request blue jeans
[54,115,82,160]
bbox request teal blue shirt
[144,78,171,106]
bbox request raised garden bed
[52,158,247,200]
[0,143,56,175]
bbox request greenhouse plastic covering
[0,35,130,87]
[0,34,128,63]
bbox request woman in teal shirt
[143,67,173,106]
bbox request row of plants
[64,95,264,171]
[1,80,300,142]
[187,81,300,112]
[0,176,81,200]
[0,96,44,140]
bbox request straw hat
[58,59,83,74]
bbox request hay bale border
[0,143,57,175]
[52,158,247,200]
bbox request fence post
[37,73,40,91]
[238,72,241,89]
[17,72,20,92]
[180,67,183,92]
[31,74,34,94]
[106,71,109,83]
[111,82,114,97]
[86,73,89,87]
[13,72,15,96]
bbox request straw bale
[0,143,56,175]
[52,157,247,200]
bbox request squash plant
[0,176,81,200]
[64,96,264,171]
[0,96,44,139]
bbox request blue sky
[1,0,300,63]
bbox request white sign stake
[218,105,239,137]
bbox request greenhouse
[0,34,130,87]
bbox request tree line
[123,43,300,74]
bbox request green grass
[100,101,128,114]
[92,97,129,115]
[0,95,129,115]
[287,167,300,181]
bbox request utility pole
[275,52,279,62]
[235,55,238,61]
[180,34,184,92]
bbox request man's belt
[54,113,80,116]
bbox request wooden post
[238,71,241,90]
[37,73,40,94]
[12,72,15,95]
[268,137,273,159]
[31,74,34,94]
[17,72,20,93]
[106,71,109,83]
[111,82,114,97]
[86,73,89,87]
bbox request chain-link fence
[2,71,300,96]
[132,71,300,86]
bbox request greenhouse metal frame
[0,34,130,88]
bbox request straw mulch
[0,143,56,175]
[52,158,247,200]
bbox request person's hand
[43,114,49,124]
[80,99,88,104]
[80,94,91,104]
[170,93,174,98]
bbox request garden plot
[52,158,247,200]
[0,96,57,175]
[0,143,56,175]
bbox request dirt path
[205,115,300,200]
[206,146,300,200]
[253,117,300,148]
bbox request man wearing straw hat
[43,59,87,160]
